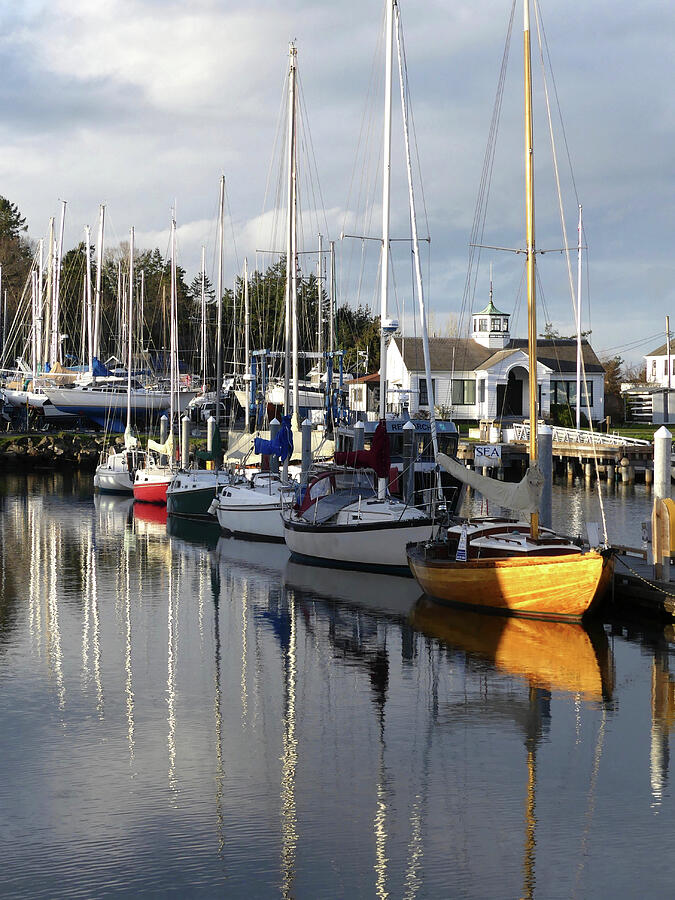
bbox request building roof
[476,298,508,317]
[348,372,380,385]
[646,342,671,358]
[393,336,494,373]
[506,339,605,374]
[394,336,604,375]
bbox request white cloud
[0,0,671,364]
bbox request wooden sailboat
[407,0,614,620]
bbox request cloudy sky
[1,0,672,364]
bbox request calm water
[0,472,673,898]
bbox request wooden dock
[611,550,675,620]
[458,439,656,483]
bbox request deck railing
[511,422,651,448]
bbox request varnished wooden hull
[407,546,614,621]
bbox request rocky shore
[0,432,114,469]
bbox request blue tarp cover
[254,415,293,462]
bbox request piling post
[654,427,672,500]
[353,420,365,451]
[403,419,416,505]
[206,415,216,471]
[159,414,169,466]
[181,415,190,469]
[538,424,552,530]
[269,418,280,475]
[653,427,673,580]
[301,418,312,484]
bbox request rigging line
[457,0,516,351]
[536,3,580,207]
[296,75,331,241]
[533,0,578,328]
[397,4,431,242]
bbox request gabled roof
[508,339,605,374]
[646,343,671,358]
[392,336,494,373]
[393,336,604,374]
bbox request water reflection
[2,472,675,898]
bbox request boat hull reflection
[410,596,614,701]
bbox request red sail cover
[335,419,391,478]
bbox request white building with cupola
[384,294,605,424]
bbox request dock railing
[511,422,652,448]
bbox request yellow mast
[524,0,539,539]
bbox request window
[652,360,657,376]
[478,379,486,403]
[418,377,436,407]
[502,318,509,331]
[451,379,476,405]
[478,318,488,332]
[491,317,501,331]
[551,380,593,407]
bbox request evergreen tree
[0,195,33,321]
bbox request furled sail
[124,424,138,449]
[437,452,543,515]
[148,433,174,456]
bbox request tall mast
[200,245,207,392]
[31,271,38,382]
[575,204,583,429]
[244,257,250,432]
[395,4,438,465]
[524,0,538,539]
[379,0,394,424]
[317,233,323,379]
[216,175,225,427]
[127,227,134,437]
[85,225,93,375]
[36,244,43,372]
[51,200,66,365]
[667,316,672,391]
[284,44,297,424]
[44,218,54,364]
[329,240,335,353]
[170,217,177,442]
[94,205,105,361]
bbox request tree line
[0,195,382,378]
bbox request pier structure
[458,436,656,485]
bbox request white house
[386,299,605,423]
[645,341,675,388]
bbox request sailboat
[167,176,229,519]
[94,228,146,494]
[281,0,441,573]
[209,44,302,541]
[133,216,181,505]
[406,0,614,620]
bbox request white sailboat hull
[283,516,435,574]
[211,477,288,541]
